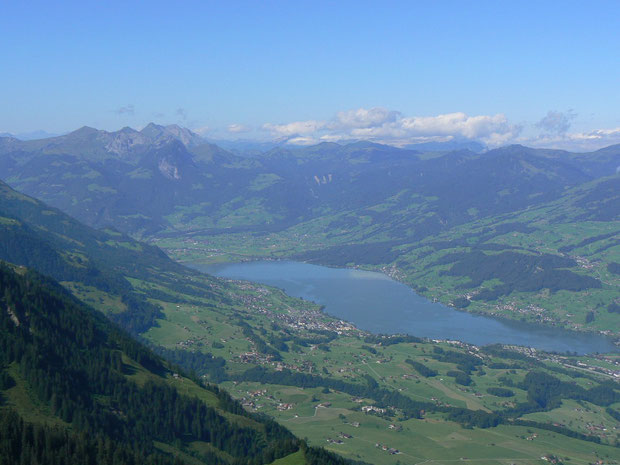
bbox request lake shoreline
[187,259,619,355]
[180,255,619,345]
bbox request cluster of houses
[238,349,317,374]
[529,351,620,380]
[326,438,344,445]
[563,357,620,379]
[240,389,271,410]
[429,396,453,408]
[224,280,359,335]
[274,359,315,372]
[585,422,610,437]
[361,405,386,414]
[540,455,563,464]
[175,336,206,349]
[490,301,561,325]
[325,432,353,446]
[375,443,400,455]
[238,351,272,364]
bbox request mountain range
[0,123,617,334]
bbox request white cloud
[528,127,620,151]
[227,123,252,133]
[262,120,326,137]
[576,127,620,140]
[258,107,617,151]
[286,136,319,145]
[262,108,520,147]
[331,107,401,129]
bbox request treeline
[235,366,433,420]
[233,357,619,446]
[263,325,338,352]
[302,442,371,465]
[364,334,422,346]
[435,250,601,299]
[446,370,472,386]
[293,240,404,266]
[238,320,283,360]
[429,347,482,374]
[446,409,501,429]
[405,359,437,377]
[558,231,620,253]
[520,371,619,409]
[361,345,377,355]
[234,365,510,430]
[481,344,534,362]
[486,387,514,397]
[511,419,601,444]
[606,407,620,422]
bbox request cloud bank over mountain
[253,107,620,151]
[5,108,618,152]
[260,108,520,147]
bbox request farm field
[122,269,620,463]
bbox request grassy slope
[155,175,620,336]
[127,267,620,463]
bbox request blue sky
[1,0,619,149]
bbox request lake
[190,260,618,354]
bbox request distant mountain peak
[141,122,163,130]
[346,140,387,149]
[140,122,204,147]
[8,123,208,159]
[118,126,139,134]
[484,144,537,157]
[69,125,100,137]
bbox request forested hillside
[0,178,242,334]
[0,263,354,465]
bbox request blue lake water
[190,260,618,355]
